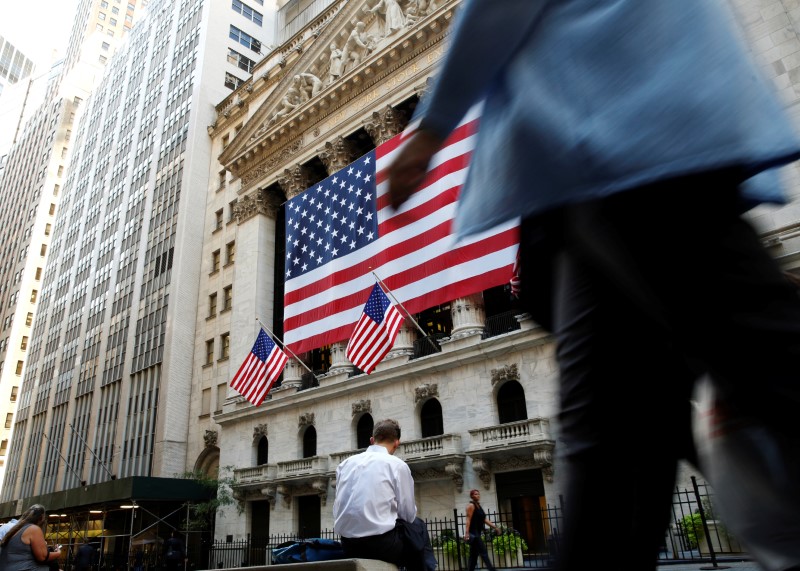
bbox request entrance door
[297,495,321,538]
[495,469,548,552]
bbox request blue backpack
[272,538,346,563]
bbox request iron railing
[203,478,750,569]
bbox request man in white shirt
[333,419,434,570]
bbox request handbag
[693,378,800,571]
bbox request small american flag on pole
[230,329,289,406]
[346,283,405,374]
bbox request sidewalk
[657,560,761,571]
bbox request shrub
[490,527,528,555]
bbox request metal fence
[203,477,750,569]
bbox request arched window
[356,414,374,449]
[420,399,444,438]
[302,426,317,458]
[497,380,528,424]
[257,436,268,465]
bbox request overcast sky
[0,0,80,70]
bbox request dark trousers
[341,518,435,571]
[520,173,800,571]
[467,534,496,571]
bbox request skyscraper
[0,0,274,517]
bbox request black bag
[271,539,345,563]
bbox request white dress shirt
[333,444,417,538]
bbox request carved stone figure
[266,87,302,128]
[342,22,372,74]
[369,0,406,37]
[328,42,344,84]
[293,72,324,102]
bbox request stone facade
[195,0,800,546]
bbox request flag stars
[293,257,300,265]
[364,174,372,182]
[350,240,356,249]
[347,167,354,175]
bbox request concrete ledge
[219,559,398,571]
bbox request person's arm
[485,516,501,534]
[25,525,60,564]
[388,1,547,209]
[463,503,475,540]
[395,464,418,522]
[415,0,548,139]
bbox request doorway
[297,495,320,538]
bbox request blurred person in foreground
[0,504,62,571]
[387,1,800,570]
[333,419,435,571]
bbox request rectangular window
[205,340,214,365]
[232,0,263,25]
[0,440,7,456]
[211,250,220,273]
[25,312,33,326]
[228,199,238,222]
[109,18,117,26]
[224,72,244,91]
[4,413,11,429]
[218,170,226,188]
[45,223,52,236]
[227,48,256,73]
[220,332,230,360]
[223,285,232,311]
[14,361,23,375]
[209,293,217,317]
[201,388,211,415]
[226,241,236,265]
[9,386,17,402]
[229,25,261,53]
[39,244,47,256]
[49,203,56,215]
[20,336,28,350]
[216,383,226,413]
[35,267,42,280]
[30,290,38,303]
[98,11,106,20]
[215,209,223,231]
[101,41,110,51]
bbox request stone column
[277,165,315,385]
[364,107,413,362]
[450,294,486,340]
[319,137,358,375]
[226,188,284,407]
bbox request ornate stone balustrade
[467,419,556,487]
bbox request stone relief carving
[365,106,408,146]
[368,0,406,38]
[414,383,439,404]
[233,189,282,223]
[276,484,292,508]
[203,430,218,448]
[352,399,372,416]
[253,424,268,439]
[261,485,277,509]
[341,22,374,74]
[265,87,301,129]
[293,72,324,102]
[472,458,492,489]
[241,138,304,188]
[278,164,314,200]
[319,136,357,173]
[490,363,520,386]
[298,412,315,427]
[405,0,437,23]
[327,42,344,84]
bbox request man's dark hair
[372,419,401,443]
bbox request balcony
[397,434,466,492]
[274,455,331,507]
[467,419,556,487]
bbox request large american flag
[283,108,520,354]
[230,329,288,406]
[346,283,405,374]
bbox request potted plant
[431,529,468,569]
[489,527,528,567]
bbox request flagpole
[371,271,441,353]
[255,318,318,378]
